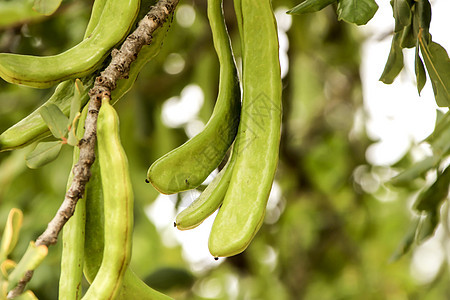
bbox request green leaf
[66,129,78,147]
[416,211,439,244]
[68,79,83,127]
[33,0,62,16]
[390,218,419,261]
[400,23,415,48]
[25,141,62,169]
[7,242,48,291]
[337,0,378,25]
[67,80,84,146]
[414,166,450,212]
[39,104,69,139]
[415,43,427,95]
[393,0,411,32]
[416,0,431,34]
[0,209,23,262]
[379,32,404,84]
[419,40,450,107]
[389,156,438,187]
[426,110,450,155]
[287,0,336,14]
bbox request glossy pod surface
[82,98,133,300]
[175,153,235,230]
[58,105,89,300]
[146,0,240,194]
[0,0,139,88]
[208,0,282,257]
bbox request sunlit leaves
[336,0,378,25]
[287,0,336,14]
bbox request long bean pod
[0,0,139,88]
[83,103,171,300]
[82,97,133,300]
[208,0,282,257]
[58,105,89,300]
[146,0,240,194]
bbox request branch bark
[7,0,179,298]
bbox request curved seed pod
[0,0,140,88]
[83,97,133,300]
[58,105,89,300]
[146,0,240,194]
[208,0,282,258]
[83,103,171,300]
[175,152,235,230]
[84,0,108,39]
[83,147,104,284]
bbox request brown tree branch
[7,0,179,298]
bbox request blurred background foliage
[0,0,449,299]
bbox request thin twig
[7,0,179,298]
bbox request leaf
[39,104,69,139]
[416,0,431,34]
[416,211,439,244]
[25,141,62,169]
[336,0,378,26]
[68,79,83,127]
[32,0,62,16]
[66,127,78,147]
[419,40,450,107]
[415,43,427,95]
[389,217,420,261]
[414,166,450,212]
[287,0,336,14]
[0,209,23,262]
[379,32,404,84]
[389,156,438,187]
[7,242,48,291]
[393,0,411,32]
[426,110,450,155]
[400,23,415,49]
